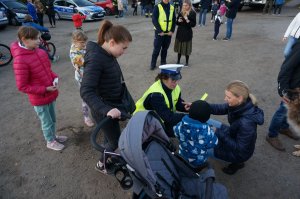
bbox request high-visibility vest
[134,80,181,121]
[157,3,174,32]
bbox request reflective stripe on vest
[134,80,181,121]
[157,3,174,32]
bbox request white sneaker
[52,55,59,63]
[47,140,65,151]
[55,135,68,143]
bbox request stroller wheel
[115,168,133,190]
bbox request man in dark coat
[223,0,241,40]
[266,39,300,151]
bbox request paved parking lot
[1,4,300,199]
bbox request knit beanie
[189,100,211,123]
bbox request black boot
[177,53,181,64]
[222,162,245,175]
[185,55,189,66]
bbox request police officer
[150,0,176,70]
[135,64,191,136]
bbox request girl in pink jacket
[11,26,67,151]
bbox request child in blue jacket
[174,100,218,170]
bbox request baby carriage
[91,111,228,199]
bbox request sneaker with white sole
[95,160,107,174]
[55,135,68,143]
[84,117,95,127]
[47,140,65,151]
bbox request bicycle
[0,43,13,67]
[40,32,56,59]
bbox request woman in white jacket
[283,12,300,58]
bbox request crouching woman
[208,80,264,175]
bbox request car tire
[55,12,60,20]
[104,8,111,16]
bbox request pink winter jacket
[11,41,58,106]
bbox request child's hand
[182,101,192,111]
[46,86,57,92]
[107,108,121,119]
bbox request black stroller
[91,111,228,199]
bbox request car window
[73,0,94,7]
[65,2,75,7]
[2,1,27,9]
[54,1,66,6]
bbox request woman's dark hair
[97,20,132,45]
[155,73,170,81]
[18,26,39,40]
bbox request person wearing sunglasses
[134,64,191,137]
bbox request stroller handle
[90,113,131,152]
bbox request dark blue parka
[210,99,264,163]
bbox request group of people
[10,4,300,187]
[263,0,285,15]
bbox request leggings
[47,14,56,26]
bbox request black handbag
[121,83,135,114]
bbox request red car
[89,0,114,15]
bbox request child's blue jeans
[34,101,56,142]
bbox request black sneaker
[95,161,107,175]
[222,163,245,175]
[150,66,156,70]
[223,37,230,41]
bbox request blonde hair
[72,30,88,43]
[181,0,192,17]
[226,80,257,106]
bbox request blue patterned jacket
[174,115,218,167]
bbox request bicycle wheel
[0,44,13,67]
[46,42,56,58]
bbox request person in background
[174,0,196,66]
[213,10,223,40]
[72,9,86,30]
[273,0,284,15]
[208,80,264,175]
[145,0,153,18]
[198,0,212,27]
[134,64,191,137]
[132,0,138,16]
[22,14,49,32]
[174,100,218,171]
[223,0,241,40]
[34,0,45,26]
[112,0,119,17]
[262,0,273,15]
[282,12,300,58]
[69,30,94,127]
[27,0,38,23]
[266,40,300,152]
[46,0,56,28]
[118,0,124,18]
[150,0,176,70]
[80,20,133,174]
[210,0,219,23]
[11,26,67,151]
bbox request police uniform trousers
[151,31,172,68]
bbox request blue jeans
[226,18,234,39]
[283,36,297,58]
[268,101,289,137]
[33,101,56,142]
[199,8,208,26]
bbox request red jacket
[11,41,59,106]
[72,13,86,28]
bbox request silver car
[54,0,105,21]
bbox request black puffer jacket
[225,0,241,19]
[210,99,264,163]
[80,41,124,122]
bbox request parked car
[0,9,8,29]
[89,0,114,16]
[0,0,28,26]
[54,0,105,20]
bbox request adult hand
[158,32,165,36]
[282,37,287,42]
[46,86,57,92]
[182,101,192,111]
[282,96,290,104]
[167,31,173,36]
[107,108,121,119]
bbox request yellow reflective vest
[134,80,181,121]
[157,3,174,32]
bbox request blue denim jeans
[226,18,234,39]
[283,36,297,58]
[33,101,56,142]
[268,101,289,137]
[199,8,208,26]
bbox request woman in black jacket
[208,80,264,175]
[80,20,133,174]
[174,0,196,66]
